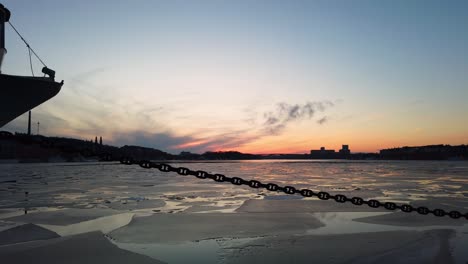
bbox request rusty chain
[117,157,467,220]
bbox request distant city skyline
[1,0,467,154]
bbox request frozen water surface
[0,160,467,263]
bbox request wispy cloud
[173,131,261,153]
[104,128,258,154]
[317,116,328,125]
[110,131,193,150]
[261,101,334,134]
[159,101,336,153]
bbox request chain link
[116,157,468,220]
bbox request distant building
[310,145,351,159]
[310,147,336,159]
[339,145,351,156]
[379,145,468,160]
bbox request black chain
[117,157,468,220]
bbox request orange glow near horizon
[38,120,468,154]
[214,133,468,154]
[173,140,210,150]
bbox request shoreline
[2,159,468,165]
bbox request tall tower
[99,136,102,145]
[27,111,31,135]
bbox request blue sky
[2,0,467,153]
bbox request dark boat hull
[0,74,63,127]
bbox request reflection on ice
[39,212,134,236]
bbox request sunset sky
[2,0,467,154]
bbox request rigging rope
[28,46,34,76]
[7,21,48,69]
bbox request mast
[0,3,11,72]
